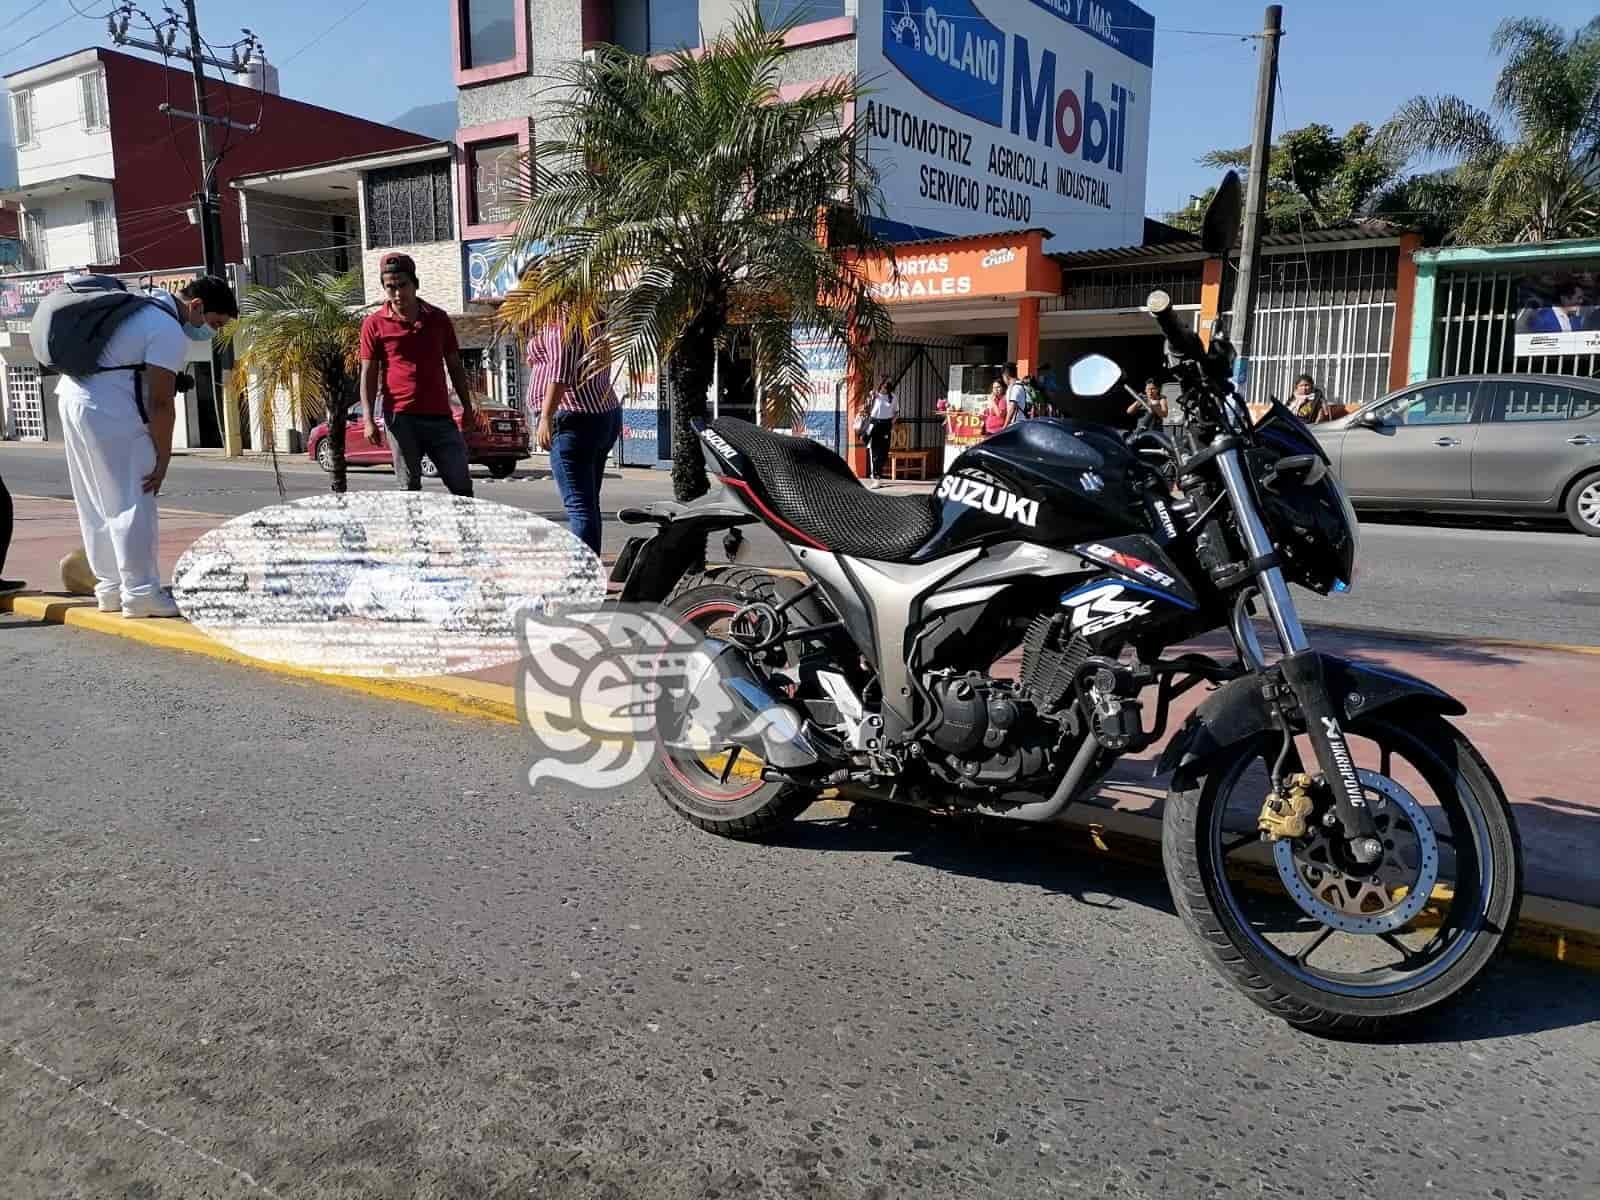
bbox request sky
[3,0,1598,216]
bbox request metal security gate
[1433,265,1600,379]
[1248,245,1399,411]
[870,334,964,453]
[6,364,44,440]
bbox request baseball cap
[379,252,417,279]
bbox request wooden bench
[887,449,936,480]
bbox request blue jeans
[549,407,622,554]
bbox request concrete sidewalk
[3,494,1597,935]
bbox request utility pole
[181,0,225,288]
[1228,4,1283,403]
[109,4,261,455]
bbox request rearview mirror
[1068,353,1123,397]
[1202,171,1243,257]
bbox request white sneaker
[121,589,182,619]
[96,593,122,613]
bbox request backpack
[30,274,182,421]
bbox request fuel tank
[917,418,1164,559]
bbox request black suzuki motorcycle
[609,175,1522,1033]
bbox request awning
[0,173,114,203]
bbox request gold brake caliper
[1258,773,1316,841]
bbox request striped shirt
[526,322,621,418]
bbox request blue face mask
[184,321,216,343]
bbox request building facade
[233,142,531,451]
[1408,237,1600,383]
[0,47,430,446]
[445,0,1159,470]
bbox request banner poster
[1513,266,1600,357]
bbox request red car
[307,401,530,479]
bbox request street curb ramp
[6,588,1598,977]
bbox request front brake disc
[1271,768,1442,934]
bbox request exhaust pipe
[667,637,842,773]
[974,732,1104,823]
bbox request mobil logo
[1010,33,1134,173]
[883,0,1007,127]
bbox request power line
[1,2,119,65]
[281,0,378,67]
[2,12,81,64]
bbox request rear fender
[1157,654,1466,783]
[613,482,759,603]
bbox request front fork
[1215,448,1382,860]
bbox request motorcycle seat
[707,418,941,561]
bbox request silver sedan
[1313,374,1600,535]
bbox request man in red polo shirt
[360,252,481,495]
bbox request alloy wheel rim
[1210,731,1494,999]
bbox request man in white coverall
[57,274,238,617]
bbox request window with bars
[1245,245,1400,411]
[364,160,454,249]
[80,71,108,131]
[1433,262,1600,380]
[1053,263,1203,311]
[6,363,45,440]
[12,90,34,146]
[89,199,117,264]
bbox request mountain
[387,101,457,141]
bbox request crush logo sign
[881,0,1136,173]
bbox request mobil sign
[861,0,1154,253]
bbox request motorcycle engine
[925,672,1062,786]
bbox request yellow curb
[6,588,1598,974]
[2,591,525,727]
[1061,807,1600,972]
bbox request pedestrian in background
[1290,373,1325,423]
[1003,362,1030,420]
[360,252,481,496]
[1129,378,1168,432]
[867,376,897,487]
[982,378,1013,436]
[57,274,237,617]
[527,316,622,555]
[0,469,22,594]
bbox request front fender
[1157,655,1466,780]
[613,482,758,603]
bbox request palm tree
[218,267,367,494]
[497,2,895,502]
[1380,17,1600,244]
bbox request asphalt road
[4,442,1599,645]
[2,614,1598,1198]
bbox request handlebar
[1146,289,1208,363]
[1145,289,1251,439]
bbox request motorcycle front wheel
[1163,709,1522,1036]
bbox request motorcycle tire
[1163,709,1522,1036]
[650,567,830,841]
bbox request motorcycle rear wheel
[1163,709,1522,1036]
